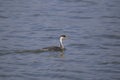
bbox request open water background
[0,0,120,80]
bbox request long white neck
[59,37,64,49]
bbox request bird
[41,35,67,51]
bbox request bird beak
[64,36,68,39]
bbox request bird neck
[59,37,64,49]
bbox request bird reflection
[47,50,65,58]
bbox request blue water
[0,0,120,80]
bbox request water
[0,0,120,80]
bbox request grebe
[41,35,66,51]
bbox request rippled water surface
[0,0,120,80]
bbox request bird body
[42,46,64,51]
[41,35,66,51]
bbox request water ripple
[60,0,97,6]
[44,68,84,74]
[69,43,92,49]
[0,15,8,19]
[23,72,81,80]
[103,43,120,47]
[97,34,120,39]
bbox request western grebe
[41,35,66,51]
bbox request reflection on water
[0,0,120,80]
